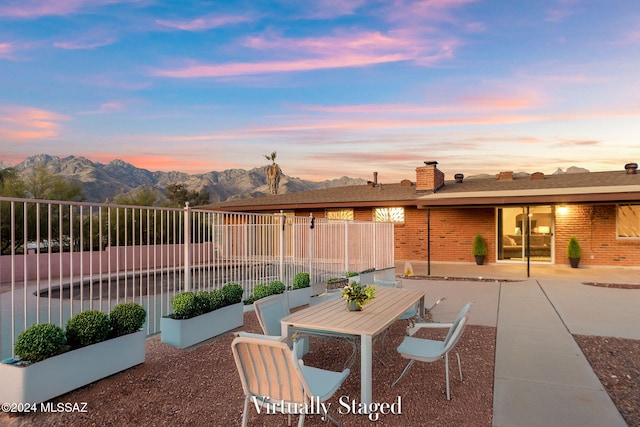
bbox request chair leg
[242,396,250,427]
[391,359,415,388]
[297,413,305,427]
[445,353,451,401]
[456,352,463,381]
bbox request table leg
[361,334,373,407]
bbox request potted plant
[0,302,146,404]
[567,235,581,268]
[288,273,313,308]
[161,283,244,349]
[473,234,488,265]
[341,282,376,311]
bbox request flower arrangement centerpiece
[342,282,376,311]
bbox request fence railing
[0,196,394,359]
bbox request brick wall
[293,203,640,267]
[554,204,640,266]
[394,207,495,263]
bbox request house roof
[204,169,640,211]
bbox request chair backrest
[254,293,290,336]
[442,314,468,355]
[443,302,471,345]
[232,335,308,405]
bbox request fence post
[308,213,314,284]
[344,220,349,275]
[279,210,285,284]
[184,202,191,291]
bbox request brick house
[205,161,640,267]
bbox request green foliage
[345,271,358,278]
[292,273,310,289]
[171,292,198,319]
[221,283,244,305]
[66,310,111,348]
[209,289,225,311]
[244,284,271,305]
[164,183,210,207]
[341,283,376,310]
[110,303,146,337]
[268,280,286,294]
[243,280,287,305]
[113,186,159,206]
[14,323,67,363]
[567,235,581,258]
[195,291,213,315]
[170,285,242,319]
[472,234,488,256]
[24,164,84,201]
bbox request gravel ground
[1,314,495,426]
[573,335,640,427]
[1,312,637,427]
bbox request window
[617,204,640,238]
[373,207,404,224]
[326,208,354,221]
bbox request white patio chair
[391,302,471,400]
[232,334,350,427]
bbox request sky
[1,0,639,183]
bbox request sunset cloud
[156,14,254,31]
[154,28,456,78]
[0,106,69,141]
[0,0,139,19]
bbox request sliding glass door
[497,206,553,262]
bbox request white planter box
[0,330,146,404]
[160,302,243,349]
[287,287,312,308]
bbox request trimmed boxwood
[14,324,67,363]
[292,273,310,289]
[169,284,244,320]
[110,302,147,337]
[66,310,111,348]
[243,280,287,305]
[221,283,244,305]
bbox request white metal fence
[0,197,394,359]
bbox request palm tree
[264,151,281,195]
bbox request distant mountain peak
[14,154,366,204]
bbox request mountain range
[13,154,367,204]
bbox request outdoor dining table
[281,286,425,407]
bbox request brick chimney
[416,161,445,192]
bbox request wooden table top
[281,286,424,336]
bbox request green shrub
[345,271,358,278]
[195,291,213,315]
[110,302,146,337]
[14,323,67,363]
[567,235,581,258]
[221,283,244,305]
[268,280,286,294]
[209,289,225,310]
[292,273,310,289]
[473,234,488,256]
[66,310,111,348]
[171,292,198,319]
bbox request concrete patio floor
[396,261,640,427]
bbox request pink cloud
[0,42,15,59]
[54,37,116,50]
[0,0,139,19]
[0,105,69,141]
[156,14,254,31]
[153,53,410,78]
[154,29,456,78]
